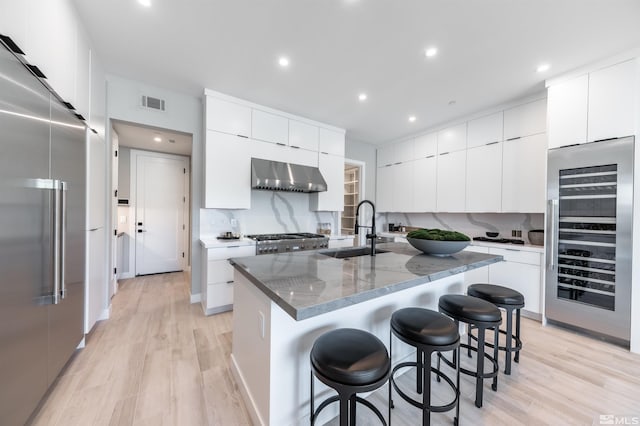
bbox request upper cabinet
[502,133,546,213]
[395,139,415,163]
[437,123,467,153]
[547,75,588,149]
[310,152,345,212]
[466,142,503,212]
[319,128,345,156]
[377,145,395,167]
[546,58,638,149]
[414,133,437,158]
[289,120,319,151]
[503,98,546,140]
[437,150,466,212]
[205,130,252,209]
[251,110,288,145]
[206,97,252,138]
[587,59,636,143]
[467,112,503,149]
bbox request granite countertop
[230,242,502,321]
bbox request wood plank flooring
[29,272,640,426]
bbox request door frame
[129,149,190,276]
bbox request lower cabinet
[201,244,255,315]
[464,245,543,319]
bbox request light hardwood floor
[30,272,640,426]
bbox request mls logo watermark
[599,414,640,425]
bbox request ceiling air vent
[141,95,166,111]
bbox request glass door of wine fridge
[546,136,633,343]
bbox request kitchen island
[229,242,502,425]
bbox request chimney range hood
[251,158,327,193]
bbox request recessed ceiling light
[358,93,367,101]
[138,0,151,7]
[408,115,417,123]
[425,47,438,58]
[153,136,162,142]
[536,63,551,73]
[278,57,290,68]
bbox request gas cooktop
[473,237,525,245]
[245,233,329,254]
[246,233,326,242]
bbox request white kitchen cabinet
[376,166,394,212]
[74,25,91,121]
[414,132,438,158]
[437,123,467,154]
[310,152,344,211]
[502,133,546,213]
[466,142,502,212]
[329,237,355,249]
[467,112,503,149]
[289,120,319,151]
[547,75,589,149]
[377,145,395,167]
[252,109,289,145]
[436,150,466,212]
[201,245,255,315]
[413,156,437,212]
[205,130,251,209]
[503,98,546,140]
[587,59,637,143]
[488,247,542,317]
[395,139,415,163]
[319,128,345,156]
[392,161,414,212]
[88,132,105,230]
[205,96,252,137]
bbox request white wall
[105,75,203,294]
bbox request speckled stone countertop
[230,242,503,321]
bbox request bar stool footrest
[438,344,499,380]
[468,326,523,353]
[391,361,459,413]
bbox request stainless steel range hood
[251,158,327,193]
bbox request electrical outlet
[231,218,238,227]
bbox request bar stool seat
[389,308,460,426]
[438,294,502,408]
[310,328,390,425]
[467,283,525,375]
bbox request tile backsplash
[201,190,337,236]
[382,212,544,243]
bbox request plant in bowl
[406,228,471,256]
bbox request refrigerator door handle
[546,199,558,271]
[59,181,67,300]
[52,180,62,305]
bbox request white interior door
[134,152,187,275]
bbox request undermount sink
[319,247,389,259]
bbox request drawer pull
[227,245,241,248]
[226,280,234,284]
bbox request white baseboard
[98,305,111,321]
[190,293,201,304]
[76,337,86,349]
[230,354,266,426]
[120,272,134,279]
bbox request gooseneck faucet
[354,200,377,256]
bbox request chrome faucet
[354,200,377,256]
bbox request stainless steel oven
[546,136,633,343]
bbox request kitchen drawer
[488,247,540,265]
[207,259,234,284]
[207,245,255,261]
[206,281,234,309]
[464,245,489,254]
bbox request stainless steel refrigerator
[0,38,86,424]
[546,137,633,343]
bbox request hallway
[31,272,251,425]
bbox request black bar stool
[389,308,460,426]
[310,328,390,426]
[467,284,524,375]
[438,294,502,408]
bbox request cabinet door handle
[226,280,234,284]
[227,245,241,248]
[291,145,300,149]
[439,152,450,156]
[426,155,435,158]
[320,151,329,155]
[506,137,520,141]
[485,141,499,146]
[394,162,402,165]
[237,134,249,139]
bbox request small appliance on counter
[217,231,241,240]
[317,222,332,235]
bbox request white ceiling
[112,120,192,156]
[73,0,640,145]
